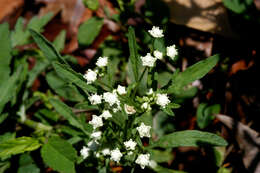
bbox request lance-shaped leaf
[29,29,67,64]
[52,61,97,93]
[0,23,12,83]
[168,54,219,94]
[128,26,139,82]
[49,99,92,134]
[41,136,77,173]
[0,66,22,114]
[151,130,227,148]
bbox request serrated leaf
[49,98,92,134]
[168,54,219,94]
[12,13,53,47]
[41,136,77,173]
[53,30,66,52]
[151,130,227,148]
[78,17,103,46]
[128,26,140,82]
[0,137,41,159]
[52,61,97,93]
[30,29,67,64]
[46,71,85,102]
[0,66,22,113]
[0,23,12,83]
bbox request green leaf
[41,136,77,173]
[18,154,40,173]
[0,66,22,114]
[157,72,172,88]
[53,30,66,52]
[0,23,12,83]
[168,54,219,94]
[153,165,187,173]
[223,0,253,14]
[0,137,41,159]
[0,113,8,125]
[27,59,49,87]
[29,29,67,64]
[149,149,174,163]
[196,103,221,129]
[128,27,140,82]
[153,38,166,54]
[52,61,97,93]
[46,71,85,102]
[49,98,92,134]
[83,0,99,10]
[78,17,103,46]
[0,161,10,173]
[213,147,226,167]
[134,112,153,126]
[217,167,231,173]
[151,130,227,148]
[12,13,53,47]
[0,132,15,144]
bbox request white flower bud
[117,85,127,95]
[124,139,137,150]
[140,53,157,67]
[89,115,103,129]
[83,69,97,84]
[137,122,151,138]
[124,104,136,115]
[153,50,163,60]
[166,45,178,60]
[156,93,170,108]
[100,110,112,119]
[88,94,102,105]
[80,146,90,159]
[148,26,164,38]
[96,56,108,67]
[110,148,123,163]
[135,153,151,169]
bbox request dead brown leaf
[229,59,254,76]
[216,114,260,173]
[0,0,24,21]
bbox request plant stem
[19,119,52,131]
[132,67,148,97]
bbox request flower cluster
[140,26,178,67]
[79,26,179,170]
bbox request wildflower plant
[0,22,227,173]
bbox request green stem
[132,67,148,97]
[19,119,52,131]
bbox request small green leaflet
[0,137,41,159]
[168,54,219,94]
[78,17,103,46]
[41,136,77,173]
[18,154,40,173]
[52,61,97,93]
[151,130,227,148]
[53,30,66,52]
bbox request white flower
[89,115,103,129]
[140,53,157,67]
[156,93,170,108]
[148,26,164,38]
[128,151,133,155]
[124,139,137,150]
[135,153,151,169]
[110,148,123,163]
[137,122,151,138]
[102,148,110,156]
[153,50,163,60]
[124,104,136,114]
[100,110,112,119]
[95,152,100,158]
[103,92,120,106]
[91,131,102,141]
[149,160,157,169]
[147,88,153,95]
[141,102,151,111]
[88,94,102,105]
[96,56,108,67]
[117,85,127,95]
[80,146,90,159]
[166,45,178,59]
[83,69,97,84]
